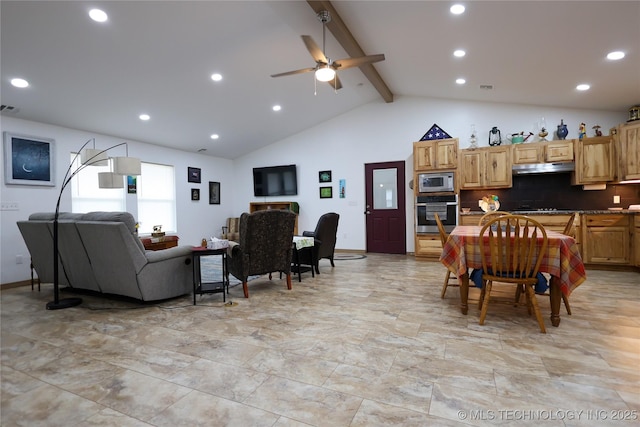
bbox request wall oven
[417,171,455,194]
[416,194,458,233]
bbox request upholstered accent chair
[298,212,339,274]
[221,217,240,242]
[227,209,296,298]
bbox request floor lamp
[46,139,141,310]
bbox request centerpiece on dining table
[479,195,500,212]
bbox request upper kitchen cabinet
[572,136,615,184]
[459,146,512,189]
[413,139,458,171]
[545,141,574,162]
[617,121,640,181]
[512,140,573,165]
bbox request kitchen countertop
[460,209,639,216]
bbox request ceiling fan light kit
[315,65,335,82]
[271,10,385,92]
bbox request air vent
[479,84,493,90]
[0,104,20,114]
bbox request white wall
[1,117,235,284]
[1,97,624,284]
[231,95,624,251]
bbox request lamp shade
[80,148,109,166]
[315,65,336,82]
[98,172,124,188]
[112,156,141,175]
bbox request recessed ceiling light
[450,4,465,15]
[10,78,29,88]
[576,84,590,91]
[456,78,466,85]
[606,51,625,60]
[453,49,466,58]
[139,114,150,121]
[89,9,108,22]
[210,134,219,140]
[211,73,222,81]
[272,105,282,112]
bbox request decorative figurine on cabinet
[578,122,587,140]
[488,126,502,146]
[592,125,602,137]
[469,124,478,149]
[557,119,569,140]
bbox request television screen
[253,165,298,197]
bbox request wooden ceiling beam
[306,0,393,103]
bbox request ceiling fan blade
[270,67,316,78]
[333,54,385,70]
[326,74,343,90]
[301,35,328,64]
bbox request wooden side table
[140,235,179,251]
[191,247,229,305]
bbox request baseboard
[0,280,33,290]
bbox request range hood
[512,162,575,175]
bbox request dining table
[439,225,587,327]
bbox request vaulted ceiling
[2,1,638,159]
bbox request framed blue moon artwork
[3,132,55,186]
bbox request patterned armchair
[227,209,296,298]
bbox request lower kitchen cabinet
[415,234,442,259]
[582,214,631,265]
[635,215,640,267]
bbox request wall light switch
[613,195,621,204]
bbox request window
[70,155,176,234]
[137,162,176,234]
[70,154,125,212]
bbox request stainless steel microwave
[417,172,455,193]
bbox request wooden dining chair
[515,212,576,315]
[479,214,549,333]
[434,213,458,298]
[478,211,512,226]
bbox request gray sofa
[17,211,193,301]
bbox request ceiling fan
[270,10,385,90]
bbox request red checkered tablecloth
[439,225,587,296]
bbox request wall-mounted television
[253,164,298,197]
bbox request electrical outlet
[613,195,621,204]
[1,201,19,211]
[16,254,23,264]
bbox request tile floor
[1,254,639,426]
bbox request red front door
[364,161,406,254]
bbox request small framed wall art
[209,181,220,204]
[191,188,200,201]
[3,132,55,186]
[187,167,201,183]
[319,170,332,183]
[319,186,333,199]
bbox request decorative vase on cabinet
[557,119,569,140]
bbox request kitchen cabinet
[512,140,573,165]
[545,141,574,162]
[572,136,616,184]
[512,144,542,164]
[459,146,512,189]
[582,214,631,265]
[634,215,640,267]
[413,138,458,171]
[414,234,442,259]
[617,121,640,181]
